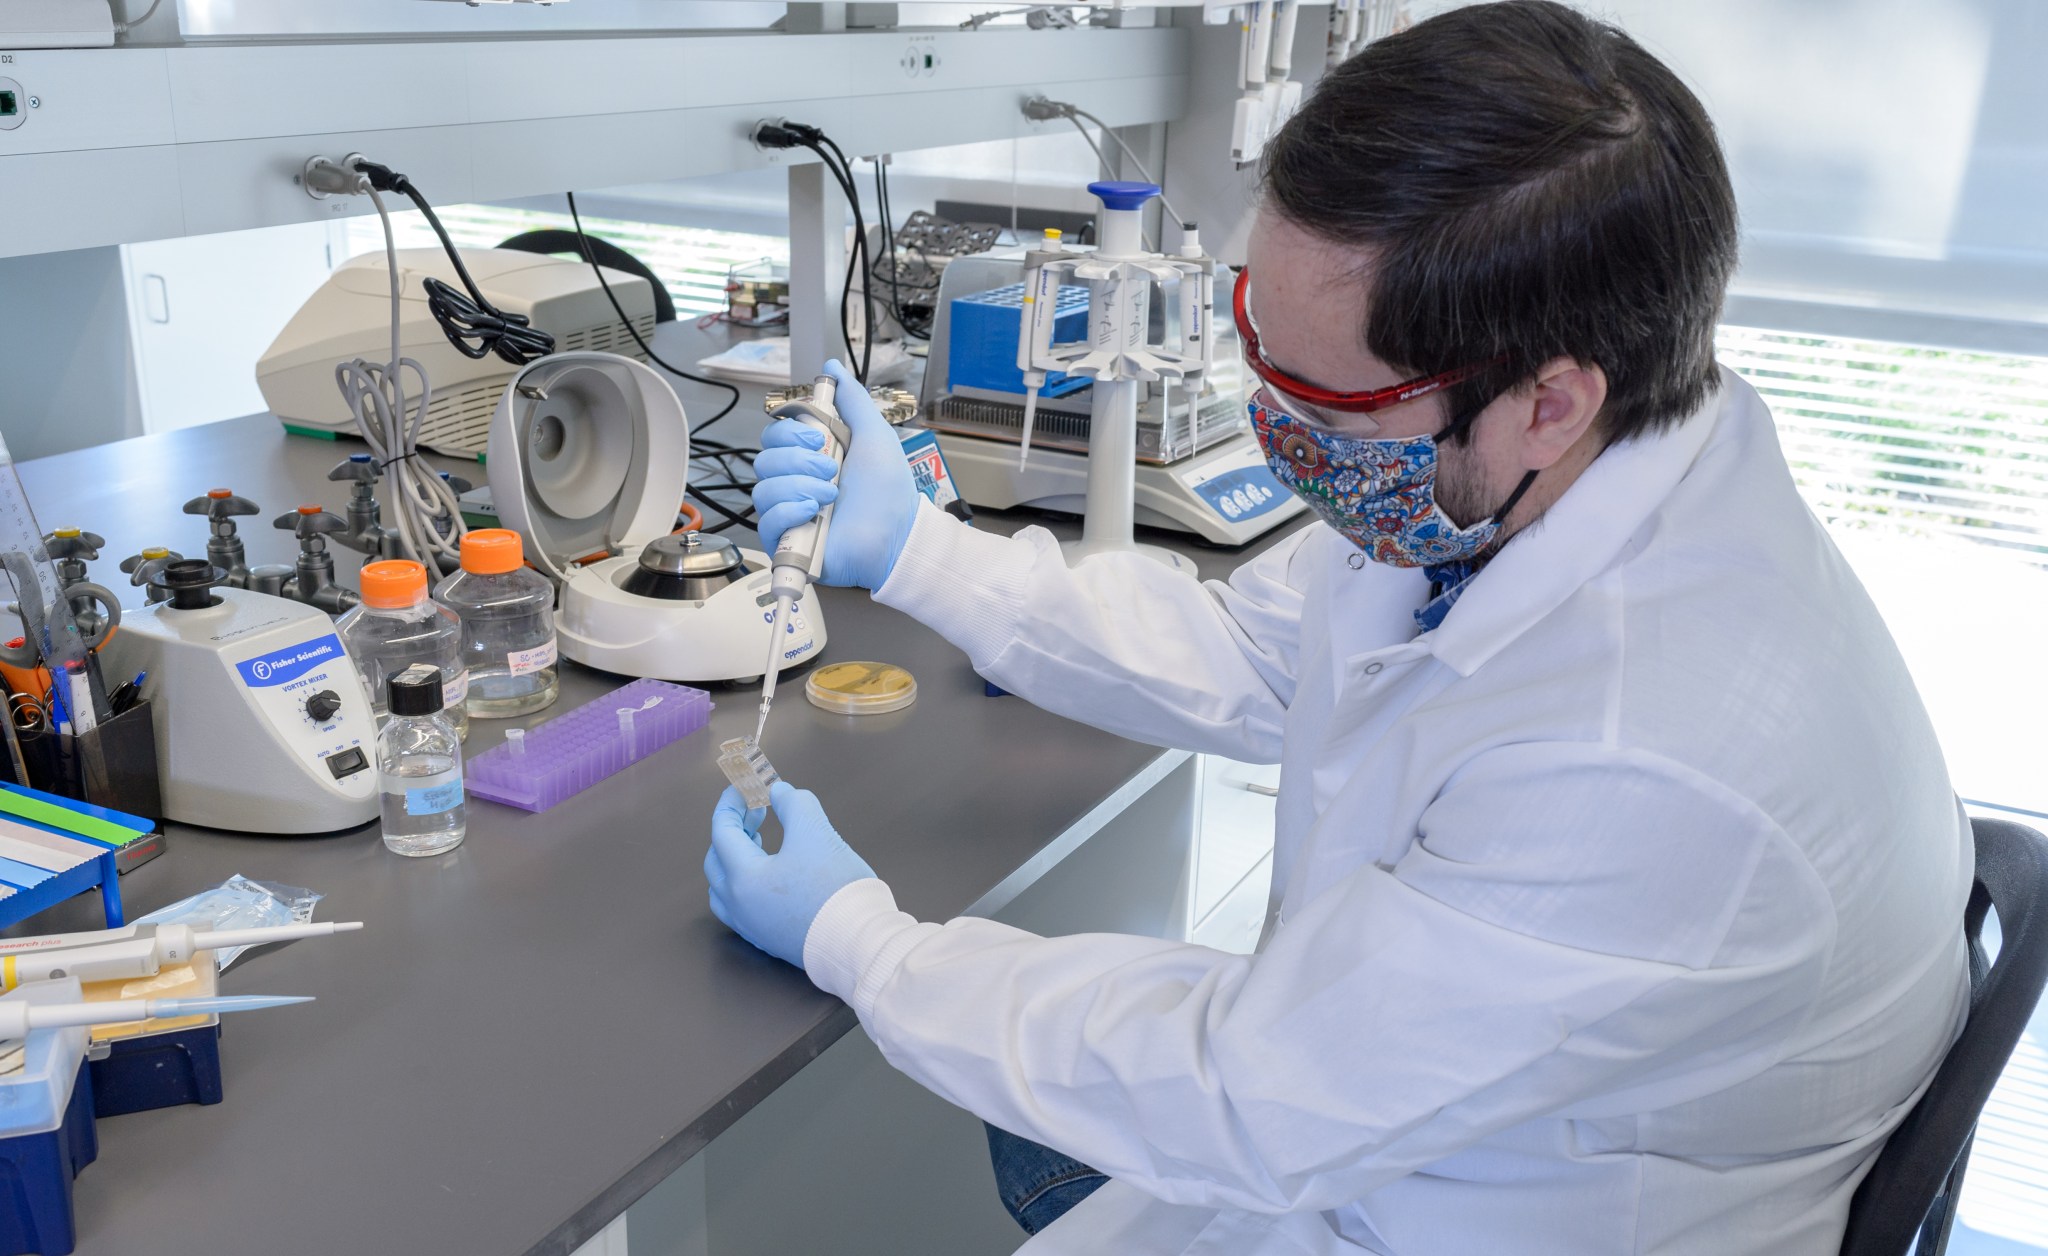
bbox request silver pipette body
[756,374,848,744]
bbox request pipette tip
[156,995,315,1017]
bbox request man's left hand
[705,781,878,968]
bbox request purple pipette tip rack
[465,678,712,813]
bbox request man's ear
[1521,358,1609,469]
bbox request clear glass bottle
[378,664,466,857]
[337,558,469,740]
[432,529,559,719]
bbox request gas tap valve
[40,528,121,647]
[119,547,186,605]
[326,453,392,559]
[181,489,262,585]
[272,506,360,615]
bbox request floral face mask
[1247,397,1536,568]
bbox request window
[340,204,789,319]
[1717,326,2048,818]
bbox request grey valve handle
[274,508,350,541]
[183,491,261,523]
[328,455,380,486]
[42,530,104,564]
[120,549,186,601]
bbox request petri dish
[805,661,917,715]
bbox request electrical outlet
[0,78,25,132]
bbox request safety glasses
[1232,266,1484,415]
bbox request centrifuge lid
[485,352,691,584]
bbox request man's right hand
[751,358,921,591]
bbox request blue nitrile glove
[751,358,920,591]
[705,781,878,969]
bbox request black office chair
[1840,816,2048,1256]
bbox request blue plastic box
[948,282,1092,398]
[0,981,99,1256]
[90,1022,223,1118]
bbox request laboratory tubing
[433,529,559,719]
[378,664,467,857]
[337,559,469,740]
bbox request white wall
[121,220,341,434]
[0,247,142,462]
[1401,0,2048,352]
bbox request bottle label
[402,769,465,816]
[508,637,558,676]
[444,669,470,707]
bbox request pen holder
[3,702,162,827]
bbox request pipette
[755,373,851,743]
[0,920,364,989]
[0,994,313,1040]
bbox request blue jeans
[985,1123,1110,1236]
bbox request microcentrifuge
[487,352,826,684]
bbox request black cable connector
[349,158,555,366]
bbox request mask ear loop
[1433,394,1540,527]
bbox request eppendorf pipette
[0,994,313,1039]
[0,920,364,988]
[755,373,851,743]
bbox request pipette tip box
[466,678,713,813]
[85,960,224,1118]
[0,981,100,1256]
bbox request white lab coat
[802,368,1973,1255]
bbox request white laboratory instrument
[0,920,363,988]
[102,561,379,834]
[920,258,1302,552]
[755,374,848,740]
[1228,2,1305,165]
[1011,182,1244,571]
[257,248,657,457]
[488,352,827,684]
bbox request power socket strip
[1,0,115,49]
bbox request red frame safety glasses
[1233,265,1486,415]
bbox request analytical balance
[487,352,825,684]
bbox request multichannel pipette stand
[466,678,711,812]
[103,560,379,834]
[1012,181,1222,572]
[487,353,828,684]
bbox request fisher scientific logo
[237,635,345,688]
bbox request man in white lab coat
[704,2,1974,1252]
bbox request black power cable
[350,160,556,366]
[564,191,742,431]
[753,120,878,384]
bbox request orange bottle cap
[460,529,524,575]
[360,560,428,609]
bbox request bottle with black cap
[377,663,466,857]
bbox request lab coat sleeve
[803,742,1838,1214]
[873,500,1311,762]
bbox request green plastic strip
[280,424,341,441]
[0,792,143,847]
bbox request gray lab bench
[7,325,1287,1256]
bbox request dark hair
[1261,0,1738,443]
